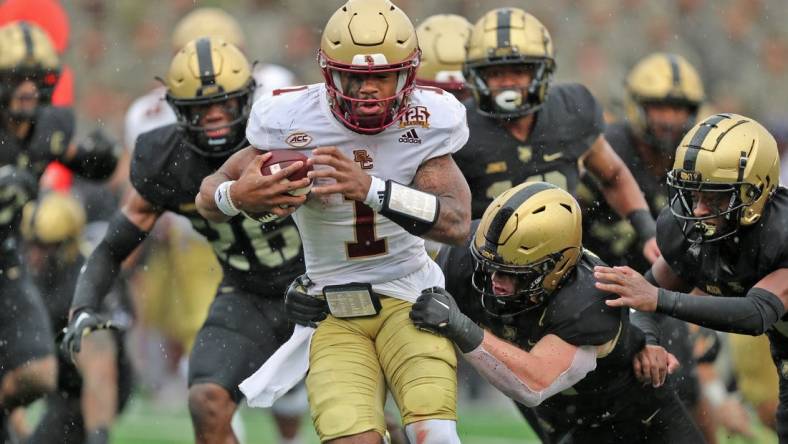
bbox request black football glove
[284,275,328,328]
[410,287,484,353]
[60,308,117,363]
[73,128,121,179]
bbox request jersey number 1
[346,201,387,259]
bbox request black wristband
[627,209,657,242]
[450,313,485,354]
[379,180,440,236]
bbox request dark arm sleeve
[657,287,785,336]
[70,212,149,311]
[629,269,665,345]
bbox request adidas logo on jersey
[398,129,422,144]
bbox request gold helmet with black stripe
[171,7,245,52]
[471,181,582,317]
[624,53,704,154]
[21,192,86,270]
[165,36,255,157]
[415,14,472,97]
[0,21,60,108]
[464,7,555,119]
[667,113,780,243]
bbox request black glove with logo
[60,307,117,363]
[284,275,328,328]
[410,287,484,353]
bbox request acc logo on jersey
[399,106,430,128]
[285,132,313,147]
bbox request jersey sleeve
[34,106,75,160]
[548,298,622,347]
[437,238,477,316]
[129,129,169,209]
[758,189,788,270]
[246,94,273,151]
[419,89,469,160]
[556,83,605,158]
[655,206,694,280]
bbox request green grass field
[108,391,538,444]
[105,392,777,444]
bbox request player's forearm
[426,193,470,245]
[599,166,656,243]
[464,332,596,406]
[78,331,119,433]
[657,287,785,335]
[196,172,233,223]
[71,212,149,312]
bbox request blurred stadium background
[9,0,788,442]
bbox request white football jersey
[124,63,296,152]
[246,83,469,302]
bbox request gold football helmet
[319,0,420,134]
[165,37,255,157]
[666,113,780,243]
[415,14,472,97]
[0,21,60,106]
[464,8,555,118]
[471,182,582,316]
[21,192,86,268]
[171,7,245,52]
[625,53,705,153]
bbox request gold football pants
[306,296,458,441]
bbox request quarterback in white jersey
[124,64,296,151]
[245,82,467,300]
[196,1,471,442]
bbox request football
[260,150,313,196]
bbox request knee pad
[404,419,459,444]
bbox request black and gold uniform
[437,225,701,443]
[131,123,304,400]
[20,194,133,444]
[457,82,604,218]
[0,167,52,383]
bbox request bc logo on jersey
[353,150,374,169]
[399,106,430,129]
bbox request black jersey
[457,83,604,218]
[579,121,670,271]
[658,187,788,299]
[0,106,75,180]
[438,229,647,421]
[130,124,304,294]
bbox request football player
[457,8,659,263]
[581,52,704,271]
[61,38,306,444]
[0,166,52,442]
[196,1,471,442]
[19,193,133,444]
[415,14,473,101]
[124,6,297,152]
[0,21,116,440]
[594,113,788,441]
[0,21,118,181]
[413,181,704,443]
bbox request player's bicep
[652,256,691,291]
[413,154,468,198]
[581,135,625,186]
[120,188,161,232]
[755,268,788,310]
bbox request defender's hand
[231,152,311,217]
[308,146,372,202]
[594,266,659,312]
[410,287,483,353]
[633,344,679,387]
[60,308,117,363]
[284,276,328,328]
